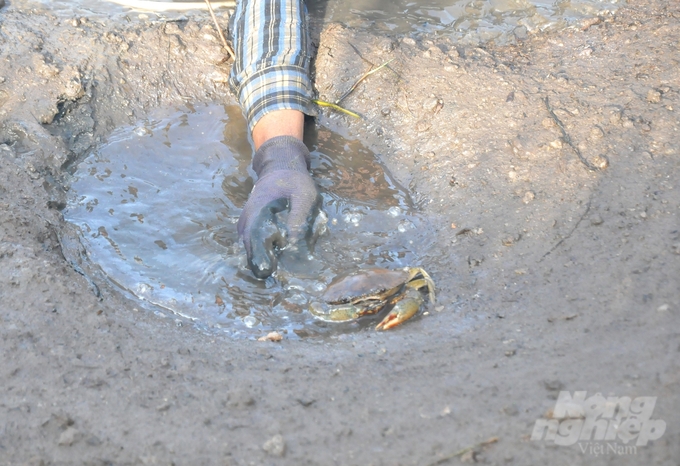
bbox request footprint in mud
[64,104,435,338]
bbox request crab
[309,267,435,330]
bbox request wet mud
[1,0,679,464]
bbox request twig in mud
[315,50,394,118]
[396,89,415,118]
[204,0,235,62]
[541,199,592,260]
[348,42,374,67]
[348,42,402,79]
[427,437,499,466]
[336,58,395,105]
[543,97,606,171]
[312,99,360,118]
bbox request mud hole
[1,0,679,464]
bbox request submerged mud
[1,0,679,464]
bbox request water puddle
[311,0,622,42]
[27,0,623,45]
[64,104,434,338]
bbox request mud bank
[1,0,679,464]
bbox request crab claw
[375,293,422,330]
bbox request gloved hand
[237,135,322,279]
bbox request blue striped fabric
[229,0,315,132]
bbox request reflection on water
[64,104,433,338]
[28,0,623,45]
[309,0,622,42]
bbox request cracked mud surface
[1,0,678,464]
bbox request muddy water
[64,104,433,338]
[29,0,622,44]
[311,0,623,41]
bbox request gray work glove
[237,136,322,279]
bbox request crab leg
[375,270,436,330]
[405,277,436,305]
[309,301,384,323]
[375,288,424,330]
[407,268,436,304]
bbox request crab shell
[322,268,415,305]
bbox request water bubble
[310,302,325,314]
[397,219,415,233]
[342,210,364,226]
[133,126,151,137]
[387,206,402,218]
[311,282,326,293]
[243,315,258,328]
[285,279,306,292]
[287,293,308,306]
[137,282,152,295]
[313,210,329,237]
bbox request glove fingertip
[245,212,286,279]
[248,250,276,279]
